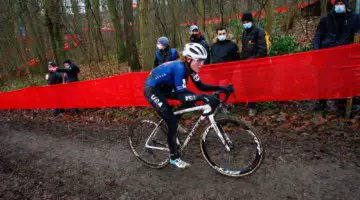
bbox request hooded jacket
[313,1,360,50]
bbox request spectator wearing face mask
[313,0,360,114]
[240,13,267,60]
[47,61,64,117]
[313,0,360,51]
[154,37,179,68]
[50,59,81,115]
[211,27,240,64]
[189,25,211,64]
[240,13,267,117]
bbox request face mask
[190,34,198,41]
[334,5,346,13]
[157,44,164,50]
[243,22,253,29]
[217,35,227,41]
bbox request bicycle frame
[145,104,231,152]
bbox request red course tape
[0,45,359,109]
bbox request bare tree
[139,0,155,70]
[265,0,273,35]
[123,0,141,71]
[320,0,327,16]
[93,0,104,61]
[108,0,125,64]
[168,0,182,48]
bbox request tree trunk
[285,1,299,33]
[108,0,125,64]
[20,0,48,72]
[265,0,273,35]
[85,0,95,62]
[30,0,47,69]
[198,0,205,31]
[248,0,254,12]
[168,0,181,48]
[53,0,65,63]
[123,0,141,71]
[139,0,154,71]
[321,0,328,16]
[71,0,82,35]
[93,0,104,61]
[12,1,27,67]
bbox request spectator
[211,27,240,64]
[56,59,80,83]
[189,25,211,64]
[53,59,80,114]
[313,0,360,114]
[240,13,267,117]
[154,36,179,68]
[47,61,64,117]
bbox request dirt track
[1,117,360,200]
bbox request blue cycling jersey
[145,61,201,92]
[145,61,221,103]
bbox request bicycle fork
[208,115,232,152]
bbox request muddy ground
[0,108,359,200]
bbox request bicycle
[128,85,264,177]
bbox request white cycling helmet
[182,43,208,60]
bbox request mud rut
[1,120,359,200]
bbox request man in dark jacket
[47,61,64,116]
[47,61,63,85]
[51,59,80,114]
[189,25,211,64]
[241,13,267,117]
[56,59,80,83]
[211,27,240,64]
[313,0,360,50]
[154,37,179,68]
[313,0,360,113]
[240,13,267,60]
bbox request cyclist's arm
[190,72,223,92]
[174,68,203,102]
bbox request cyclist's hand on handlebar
[219,85,234,94]
[200,94,220,108]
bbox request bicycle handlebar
[212,84,235,104]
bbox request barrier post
[346,33,360,118]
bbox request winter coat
[211,39,240,64]
[240,25,267,60]
[56,64,80,83]
[47,72,63,85]
[154,47,179,68]
[313,10,360,50]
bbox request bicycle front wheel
[200,115,264,177]
[128,117,170,168]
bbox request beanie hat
[189,25,199,33]
[157,37,169,46]
[63,59,72,64]
[335,0,350,8]
[48,61,56,67]
[242,13,253,22]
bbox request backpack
[156,48,178,61]
[265,32,272,53]
[254,28,272,54]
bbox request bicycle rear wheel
[200,115,264,177]
[128,117,169,168]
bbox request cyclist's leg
[144,86,180,160]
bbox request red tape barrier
[0,44,360,109]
